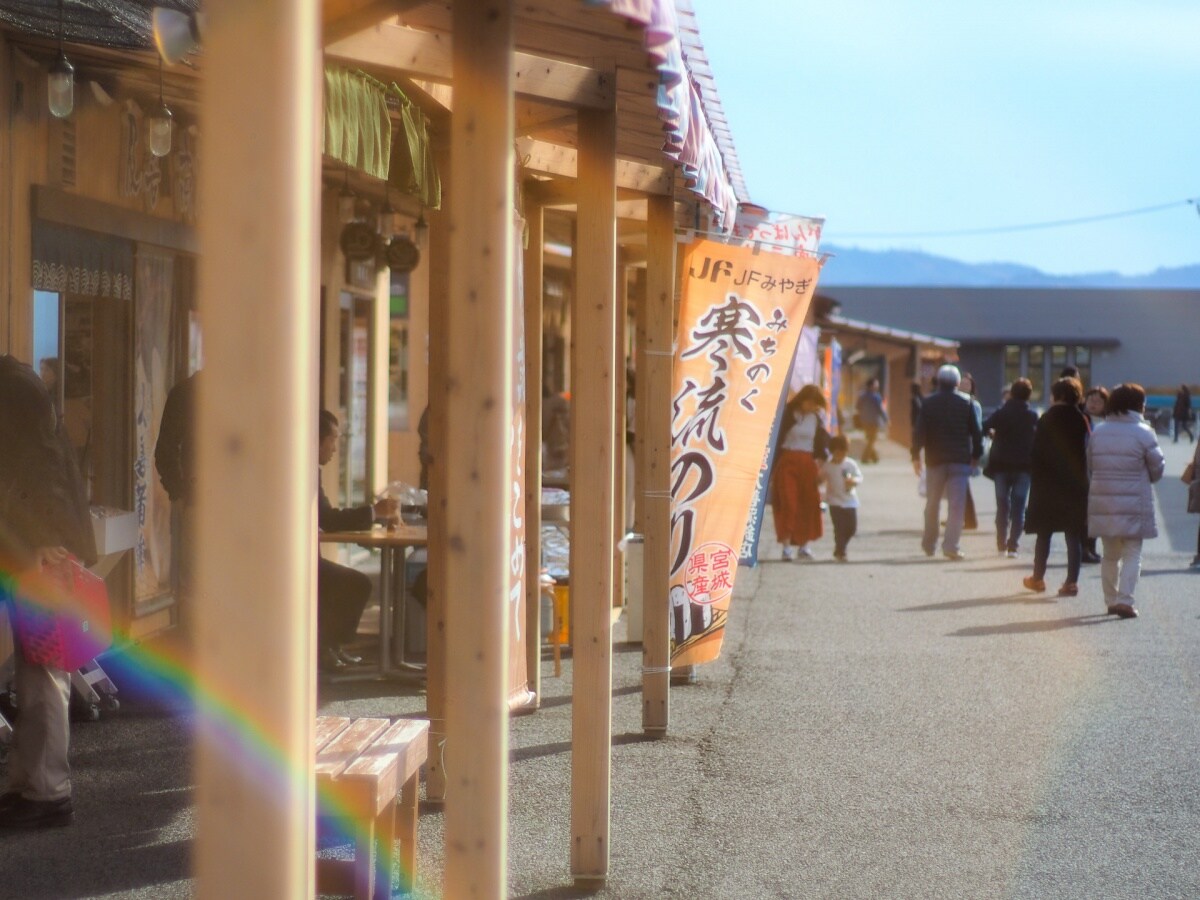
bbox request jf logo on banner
[670,238,822,667]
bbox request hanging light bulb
[47,0,73,118]
[338,165,356,223]
[147,59,173,156]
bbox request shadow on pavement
[1138,567,1199,577]
[538,683,640,711]
[949,615,1118,637]
[511,730,657,765]
[900,594,1056,612]
[513,885,599,900]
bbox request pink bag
[12,555,112,670]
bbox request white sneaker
[796,547,815,560]
[1006,550,1018,559]
[781,546,795,561]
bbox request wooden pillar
[444,3,514,898]
[631,268,648,535]
[424,139,451,805]
[640,192,675,736]
[524,203,545,707]
[612,257,628,609]
[570,104,617,887]
[193,1,320,897]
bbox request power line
[834,197,1200,240]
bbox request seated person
[317,410,398,671]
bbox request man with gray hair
[912,364,983,559]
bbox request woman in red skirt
[771,384,828,560]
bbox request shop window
[1051,344,1068,375]
[1028,345,1044,403]
[1073,345,1091,389]
[1003,345,1021,393]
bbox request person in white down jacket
[1086,383,1166,619]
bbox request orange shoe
[1023,576,1046,592]
[1057,583,1079,597]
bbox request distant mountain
[818,244,1200,289]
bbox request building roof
[0,0,197,51]
[822,285,1200,345]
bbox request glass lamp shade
[377,202,402,241]
[48,52,74,118]
[148,102,174,157]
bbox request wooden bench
[315,716,429,900]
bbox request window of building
[1028,345,1045,403]
[1003,345,1021,392]
[1073,345,1091,388]
[1051,345,1068,375]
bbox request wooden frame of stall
[193,1,743,896]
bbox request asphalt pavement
[2,435,1198,899]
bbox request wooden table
[319,524,428,680]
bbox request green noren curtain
[324,67,392,181]
[323,67,442,210]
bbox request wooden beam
[523,204,545,708]
[613,258,629,611]
[640,191,675,736]
[326,22,613,109]
[323,0,425,45]
[32,185,198,254]
[517,137,671,196]
[194,0,319,897]
[444,2,513,898]
[570,103,617,889]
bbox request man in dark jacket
[0,355,96,829]
[983,378,1038,557]
[317,410,397,672]
[912,364,983,559]
[155,371,199,631]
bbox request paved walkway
[2,437,1198,898]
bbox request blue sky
[690,0,1200,276]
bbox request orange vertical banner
[670,239,822,667]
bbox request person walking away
[1087,383,1165,617]
[1185,438,1200,568]
[1080,386,1110,563]
[155,370,199,633]
[958,372,984,530]
[819,434,863,561]
[317,410,398,671]
[1172,384,1194,443]
[909,380,924,451]
[0,355,96,829]
[912,364,983,560]
[1023,377,1090,597]
[855,378,888,464]
[770,384,829,560]
[983,378,1037,557]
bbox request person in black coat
[1023,377,1090,596]
[1173,384,1194,443]
[983,378,1038,556]
[317,410,397,672]
[0,355,96,829]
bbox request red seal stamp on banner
[683,541,736,605]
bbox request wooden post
[570,104,617,888]
[631,268,648,535]
[640,192,675,736]
[612,257,628,610]
[424,138,451,805]
[444,3,514,898]
[524,202,545,707]
[193,1,320,897]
